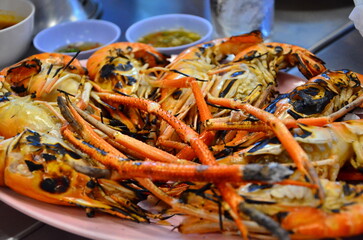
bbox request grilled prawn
[0,53,86,101]
[225,119,363,180]
[0,129,149,222]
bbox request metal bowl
[30,0,102,34]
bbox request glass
[209,0,274,40]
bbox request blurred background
[30,0,355,49]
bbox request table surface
[1,1,363,240]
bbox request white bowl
[125,14,213,55]
[0,0,35,68]
[33,19,121,59]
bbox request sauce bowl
[33,19,121,59]
[125,14,213,55]
[0,0,35,68]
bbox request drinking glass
[209,0,274,40]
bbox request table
[1,1,362,239]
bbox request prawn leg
[93,92,291,239]
[207,96,324,200]
[57,96,293,183]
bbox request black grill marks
[348,71,361,88]
[41,153,57,162]
[343,183,354,196]
[293,125,312,139]
[231,71,245,77]
[172,89,183,100]
[247,183,273,192]
[20,130,83,195]
[83,141,108,156]
[289,83,336,116]
[219,79,237,98]
[26,130,42,146]
[287,109,304,120]
[0,92,11,102]
[126,76,137,85]
[4,58,42,94]
[288,70,362,117]
[100,64,115,78]
[6,58,41,81]
[10,85,27,94]
[115,81,123,89]
[242,163,292,183]
[242,50,258,61]
[264,93,289,114]
[248,137,280,153]
[53,143,82,159]
[25,160,44,172]
[115,62,133,72]
[99,60,135,86]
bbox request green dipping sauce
[56,41,102,53]
[138,28,201,48]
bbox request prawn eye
[40,177,70,194]
[86,180,97,189]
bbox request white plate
[0,188,243,240]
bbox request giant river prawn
[1,31,363,239]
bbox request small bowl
[0,0,35,68]
[33,19,121,59]
[125,14,213,55]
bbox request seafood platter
[1,30,363,240]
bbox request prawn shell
[86,42,166,80]
[281,204,363,238]
[0,96,61,139]
[1,53,86,77]
[0,53,86,101]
